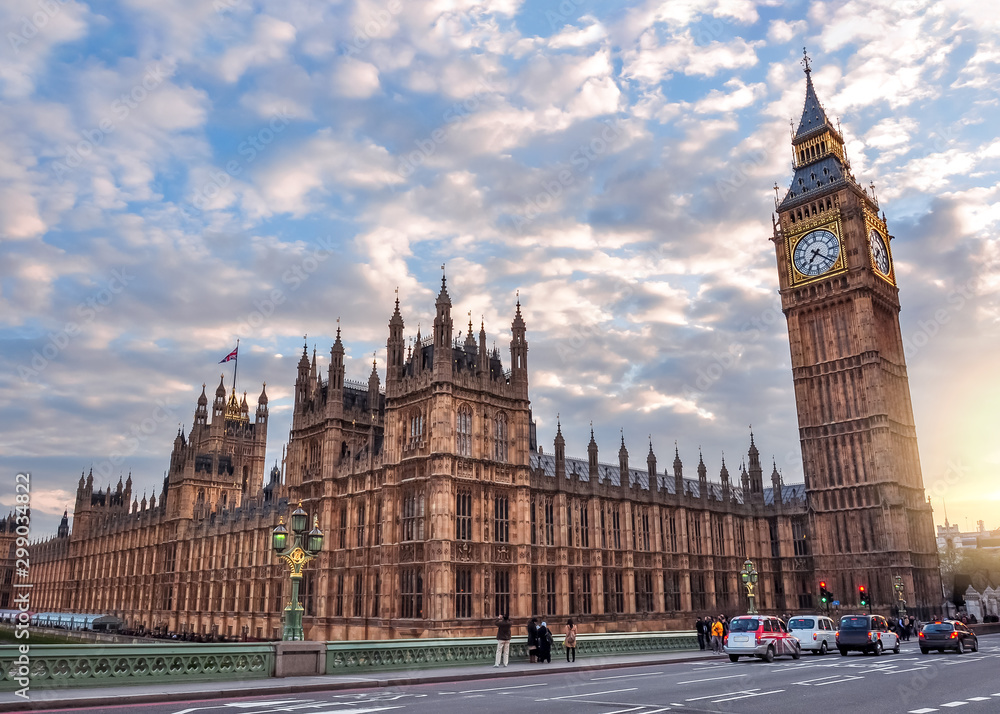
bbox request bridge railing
[326,631,698,672]
[0,643,274,690]
[0,631,698,689]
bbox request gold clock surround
[864,210,896,285]
[786,217,846,286]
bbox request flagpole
[232,338,239,394]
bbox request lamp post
[741,559,759,615]
[272,502,324,641]
[894,575,907,621]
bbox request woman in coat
[564,619,578,662]
[537,621,553,663]
[527,618,538,663]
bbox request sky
[1,0,998,540]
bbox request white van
[787,614,838,654]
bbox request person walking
[695,616,707,650]
[537,621,553,663]
[527,618,539,663]
[564,619,578,662]
[710,616,724,653]
[494,613,512,668]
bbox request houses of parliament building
[27,60,942,640]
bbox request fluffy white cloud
[216,15,297,83]
[331,57,382,98]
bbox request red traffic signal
[858,585,866,592]
[820,581,827,589]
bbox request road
[25,635,1000,714]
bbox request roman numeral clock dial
[792,228,840,277]
[869,228,891,275]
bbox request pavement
[0,647,719,712]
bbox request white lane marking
[677,673,748,685]
[907,709,938,713]
[711,689,785,703]
[644,709,673,714]
[591,672,663,681]
[459,683,548,693]
[537,688,638,701]
[600,708,645,714]
[794,674,855,685]
[224,704,309,710]
[814,676,864,686]
[967,697,990,702]
[940,703,968,708]
[279,709,402,714]
[892,667,932,674]
[685,690,758,702]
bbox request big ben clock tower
[772,51,941,615]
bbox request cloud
[331,57,382,98]
[767,19,807,44]
[216,15,297,83]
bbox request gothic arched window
[494,412,508,463]
[457,405,472,457]
[409,410,425,447]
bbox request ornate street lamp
[272,502,324,641]
[894,575,907,621]
[741,559,759,615]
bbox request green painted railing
[326,631,698,672]
[0,643,274,690]
[0,631,698,689]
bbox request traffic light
[858,585,868,607]
[818,580,833,608]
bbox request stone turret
[588,426,599,481]
[433,273,453,381]
[509,294,528,397]
[697,449,708,499]
[618,432,629,486]
[387,294,405,387]
[554,418,566,479]
[647,439,657,491]
[673,445,683,497]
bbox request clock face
[869,228,890,274]
[793,229,841,277]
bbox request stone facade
[25,281,815,639]
[25,67,942,638]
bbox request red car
[724,615,802,662]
